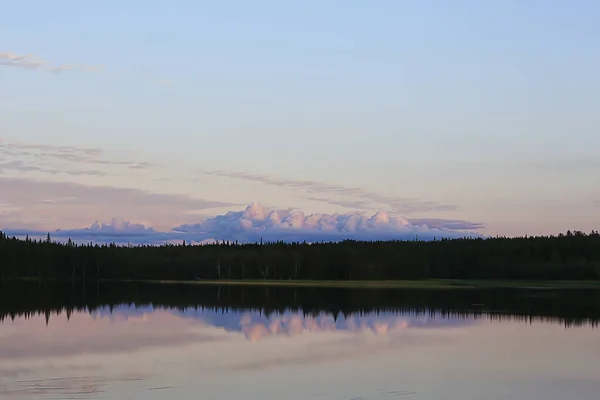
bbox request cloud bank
[0,52,103,74]
[2,203,483,245]
[173,203,479,242]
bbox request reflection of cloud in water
[0,364,101,381]
[0,306,476,381]
[93,306,476,342]
[219,332,457,373]
[88,306,473,372]
[0,374,145,399]
[0,310,230,361]
[236,311,475,342]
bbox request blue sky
[1,1,599,242]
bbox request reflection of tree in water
[0,281,599,329]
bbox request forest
[1,230,600,281]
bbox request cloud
[172,202,480,243]
[406,218,485,230]
[0,139,466,236]
[201,170,455,214]
[56,217,156,238]
[0,139,155,177]
[3,203,482,245]
[304,197,371,210]
[0,52,103,74]
[0,203,20,215]
[0,177,235,231]
[0,160,110,177]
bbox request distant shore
[4,277,600,290]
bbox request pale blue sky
[1,1,599,238]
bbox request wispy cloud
[0,177,235,231]
[0,52,103,74]
[0,160,110,177]
[304,197,371,210]
[201,170,455,214]
[0,139,154,177]
[406,218,485,230]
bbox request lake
[1,282,599,399]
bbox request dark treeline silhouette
[1,281,599,328]
[1,230,600,281]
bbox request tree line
[1,230,599,281]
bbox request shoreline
[3,277,600,290]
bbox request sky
[1,1,599,243]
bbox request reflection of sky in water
[91,306,477,342]
[1,306,599,400]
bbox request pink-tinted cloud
[172,202,482,243]
[3,203,483,244]
[56,217,156,238]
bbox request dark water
[1,282,599,399]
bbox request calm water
[0,282,599,400]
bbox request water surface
[1,282,599,399]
